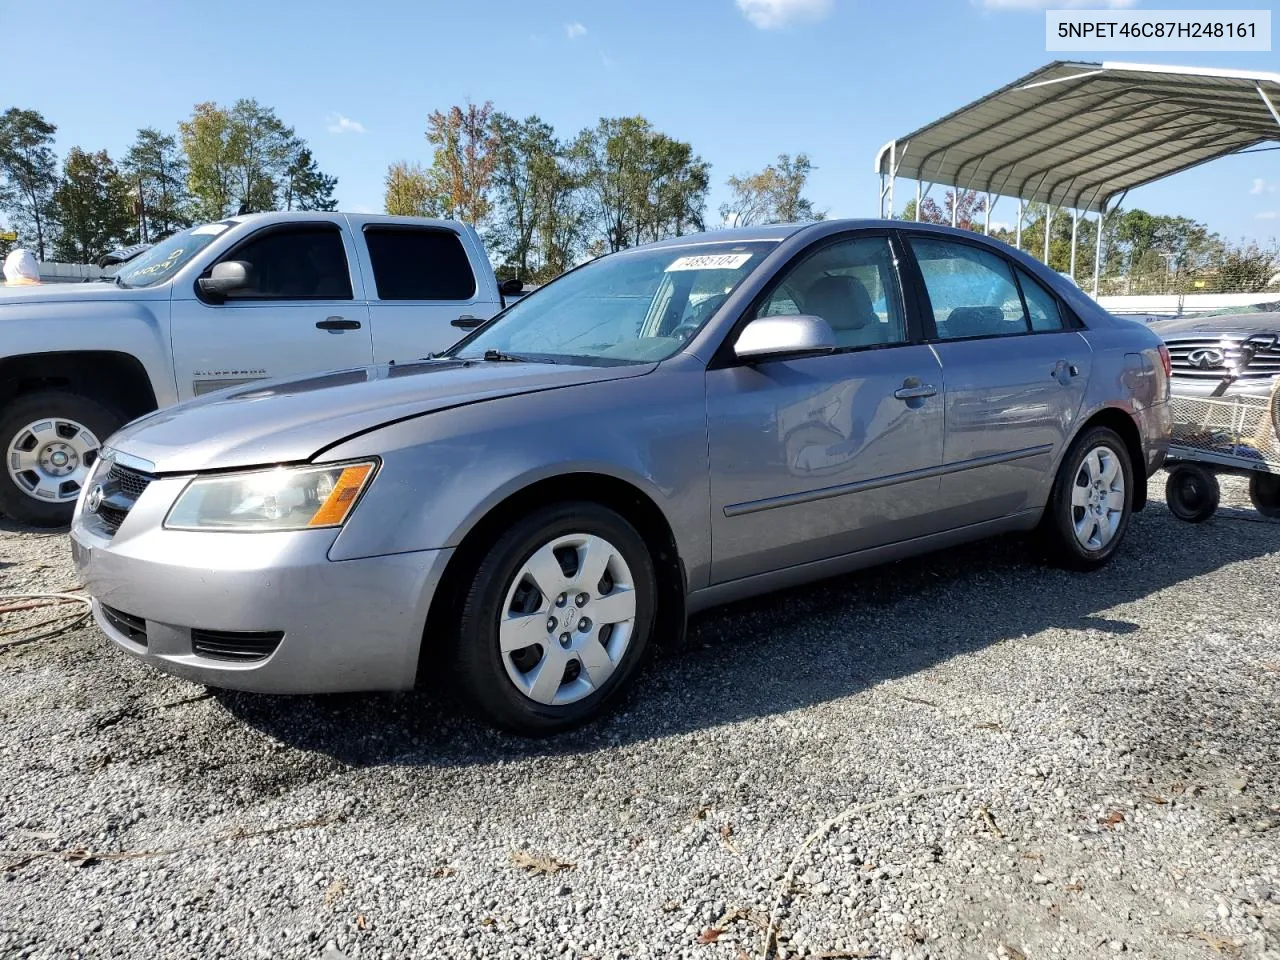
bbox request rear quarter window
[364,226,477,301]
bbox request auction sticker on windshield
[666,253,753,271]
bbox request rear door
[902,234,1092,526]
[705,231,947,584]
[356,223,499,362]
[171,221,373,400]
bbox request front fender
[322,367,713,588]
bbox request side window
[909,237,1028,340]
[222,226,352,300]
[364,227,477,301]
[755,236,906,350]
[1017,267,1066,332]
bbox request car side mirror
[734,315,837,361]
[197,260,254,302]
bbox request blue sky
[2,0,1276,243]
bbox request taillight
[1157,344,1172,378]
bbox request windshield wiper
[481,349,558,364]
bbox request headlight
[164,461,377,532]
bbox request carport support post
[1015,199,1023,249]
[915,181,922,221]
[1043,205,1053,266]
[1092,204,1106,298]
[1069,209,1080,283]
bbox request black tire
[452,502,657,735]
[1165,465,1220,523]
[0,390,124,528]
[1248,473,1280,519]
[1039,426,1135,571]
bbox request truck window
[220,226,353,300]
[363,226,477,301]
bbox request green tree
[572,116,709,252]
[180,102,237,220]
[282,147,338,211]
[122,127,190,241]
[424,101,499,225]
[0,108,59,260]
[227,99,296,213]
[490,113,567,279]
[384,161,436,217]
[51,148,134,262]
[721,153,823,226]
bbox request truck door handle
[452,314,485,329]
[893,382,937,400]
[316,317,361,332]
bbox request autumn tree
[900,189,987,232]
[425,101,499,225]
[720,153,823,226]
[51,148,134,262]
[0,108,59,259]
[384,161,436,217]
[123,127,190,241]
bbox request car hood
[0,280,164,305]
[107,359,655,473]
[1150,311,1280,339]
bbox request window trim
[195,222,354,304]
[361,223,478,303]
[708,229,921,370]
[897,229,1085,342]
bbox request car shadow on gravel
[217,507,1278,768]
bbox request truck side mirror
[198,260,254,303]
[498,277,523,307]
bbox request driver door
[705,232,947,584]
[170,222,373,399]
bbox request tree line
[902,191,1278,295]
[0,102,338,264]
[384,101,824,283]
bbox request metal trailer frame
[875,61,1280,297]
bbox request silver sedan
[70,221,1172,733]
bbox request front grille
[1165,335,1280,381]
[89,462,156,537]
[191,629,283,662]
[100,604,147,646]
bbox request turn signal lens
[308,463,374,527]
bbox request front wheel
[1248,473,1280,519]
[0,391,123,527]
[1166,464,1220,523]
[451,502,657,734]
[1039,426,1134,571]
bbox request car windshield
[115,222,234,288]
[453,241,775,364]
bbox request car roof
[639,218,1018,250]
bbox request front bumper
[70,480,453,694]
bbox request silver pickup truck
[0,211,517,525]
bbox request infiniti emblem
[85,484,104,513]
[1186,347,1226,370]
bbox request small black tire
[1165,465,1220,523]
[0,390,124,528]
[1039,425,1135,571]
[451,501,657,735]
[1248,473,1280,519]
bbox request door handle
[316,317,361,332]
[893,383,937,400]
[452,314,485,329]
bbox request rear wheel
[1039,426,1134,570]
[1165,465,1220,523]
[451,502,657,734]
[0,391,122,527]
[1248,473,1280,519]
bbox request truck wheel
[1248,473,1280,519]
[0,391,123,527]
[1165,465,1219,523]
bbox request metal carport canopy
[874,60,1280,217]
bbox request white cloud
[600,51,616,68]
[735,0,832,29]
[978,0,1137,8]
[1251,178,1276,195]
[1257,211,1279,220]
[565,21,587,39]
[326,113,365,135]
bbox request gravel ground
[0,476,1278,960]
